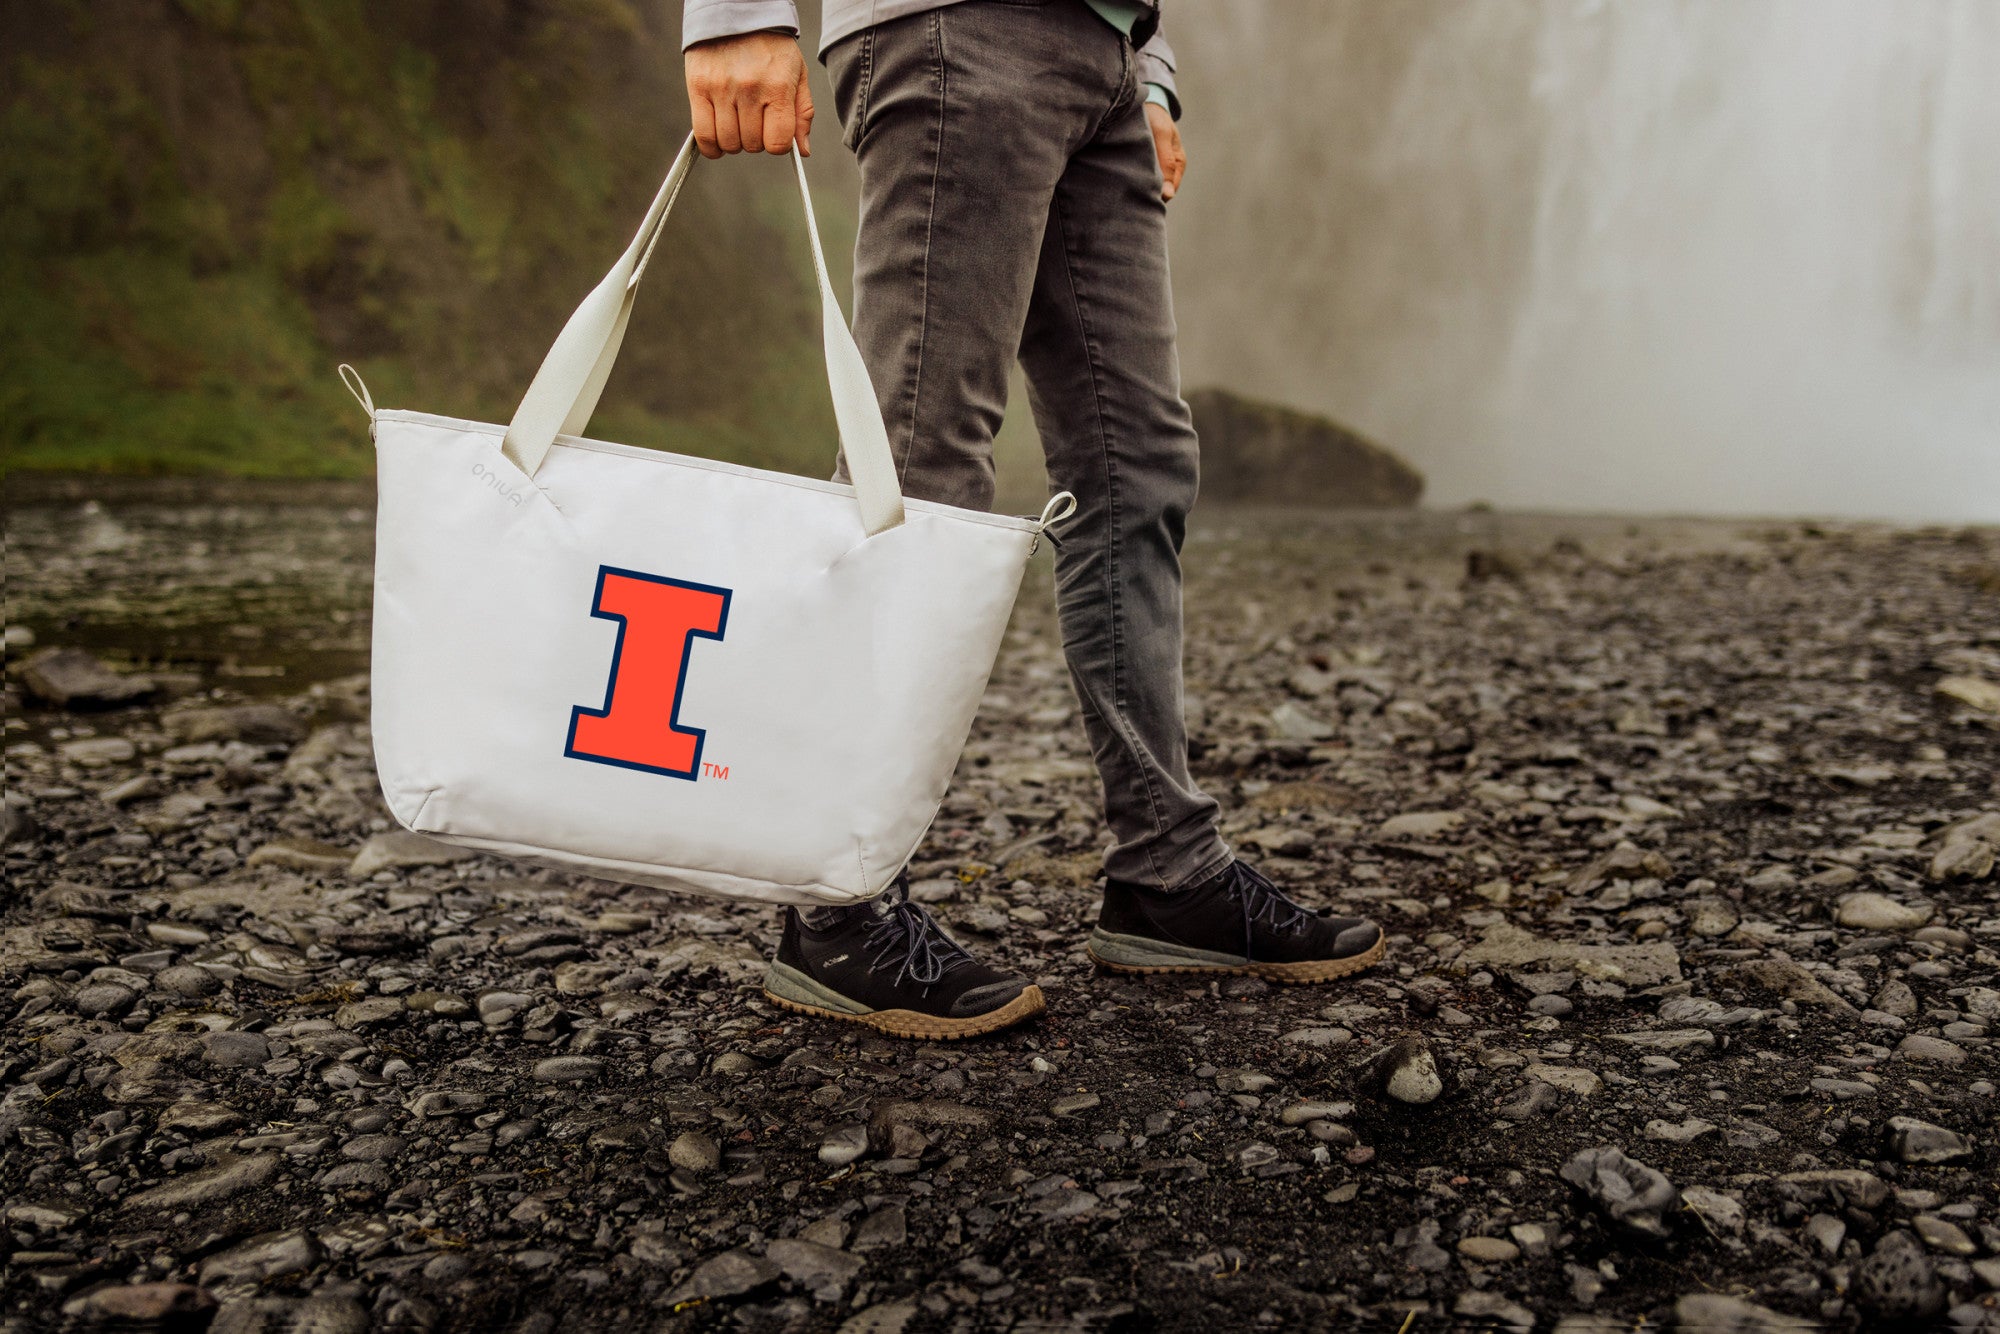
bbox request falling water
[1166,0,2000,520]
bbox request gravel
[4,498,1996,1328]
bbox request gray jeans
[828,0,1228,891]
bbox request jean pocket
[826,29,876,151]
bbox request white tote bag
[346,136,1072,907]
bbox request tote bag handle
[502,136,906,537]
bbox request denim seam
[1049,184,1171,886]
[894,10,948,489]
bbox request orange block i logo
[566,566,730,780]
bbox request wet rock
[20,647,156,708]
[852,1204,907,1251]
[1729,959,1855,1012]
[73,983,138,1018]
[820,1125,869,1167]
[348,830,476,878]
[199,1229,324,1284]
[62,736,137,766]
[1457,1236,1519,1263]
[1366,1037,1443,1104]
[200,1031,270,1068]
[1835,892,1932,931]
[1525,1065,1599,1098]
[1560,1146,1678,1238]
[1894,1034,1968,1065]
[668,1249,779,1303]
[1776,1169,1890,1211]
[1671,1294,1815,1333]
[62,1283,217,1325]
[1680,1186,1745,1235]
[766,1238,864,1302]
[333,997,403,1029]
[669,1132,721,1174]
[1888,1116,1973,1163]
[155,964,222,998]
[531,1057,601,1083]
[1451,1290,1536,1333]
[1855,1229,1948,1321]
[159,1100,247,1134]
[1912,1214,1977,1256]
[1455,921,1681,988]
[1051,1092,1101,1116]
[167,703,306,745]
[123,1152,278,1210]
[247,838,354,873]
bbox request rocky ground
[4,492,1999,1333]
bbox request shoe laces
[864,876,975,991]
[1222,861,1312,959]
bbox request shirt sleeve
[1135,30,1180,120]
[682,0,800,50]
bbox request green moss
[1,2,835,480]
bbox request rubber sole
[763,982,1047,1041]
[1085,930,1386,984]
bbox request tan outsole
[1086,935,1387,984]
[763,983,1047,1041]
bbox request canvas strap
[501,137,906,537]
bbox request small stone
[1803,1212,1846,1257]
[1888,1116,1972,1164]
[1671,1293,1815,1333]
[1269,701,1335,741]
[1855,1229,1948,1320]
[1935,674,2000,714]
[668,1132,721,1174]
[1370,1037,1443,1105]
[1679,1186,1744,1235]
[159,1101,246,1134]
[123,1152,277,1210]
[1912,1214,1977,1256]
[1456,1236,1519,1263]
[154,965,221,998]
[1379,810,1465,839]
[333,997,404,1029]
[1609,1028,1715,1052]
[199,1229,324,1284]
[1527,1065,1600,1097]
[851,1204,907,1251]
[1281,1026,1354,1048]
[766,1237,864,1302]
[1560,1145,1678,1238]
[62,1284,216,1324]
[200,1031,270,1068]
[1643,1117,1716,1143]
[668,1249,779,1303]
[247,838,354,873]
[819,1125,869,1167]
[73,983,138,1018]
[341,1134,405,1162]
[349,830,476,878]
[1527,994,1573,1017]
[1835,893,1932,931]
[531,1057,602,1083]
[20,647,156,708]
[61,736,137,766]
[1685,897,1740,938]
[1894,1035,1968,1065]
[1280,1099,1356,1126]
[1051,1092,1100,1117]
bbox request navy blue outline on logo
[564,565,732,781]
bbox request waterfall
[1167,0,2000,520]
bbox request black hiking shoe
[1087,860,1385,984]
[764,878,1046,1040]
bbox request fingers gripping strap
[502,137,905,536]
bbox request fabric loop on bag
[337,364,376,420]
[502,136,906,536]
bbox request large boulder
[1186,388,1422,507]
